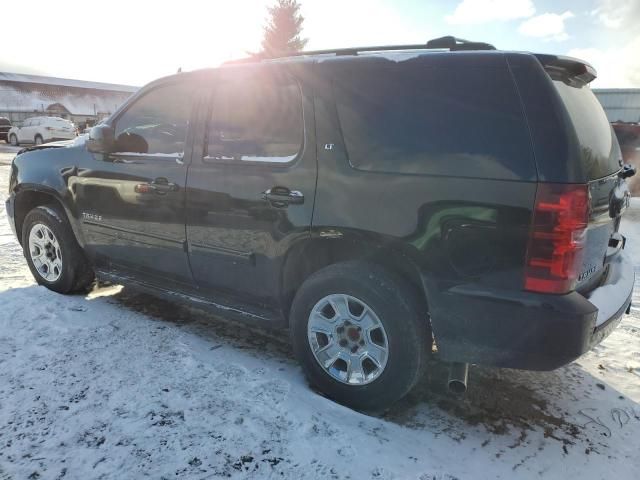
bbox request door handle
[262,187,304,206]
[135,178,179,195]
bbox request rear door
[18,118,34,142]
[48,118,76,138]
[185,65,317,308]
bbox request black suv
[0,117,11,143]
[5,37,635,410]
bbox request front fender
[11,145,88,247]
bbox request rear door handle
[262,187,304,206]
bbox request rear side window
[332,64,535,180]
[553,81,621,180]
[205,72,303,163]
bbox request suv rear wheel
[22,205,94,294]
[290,261,431,411]
[34,134,43,145]
[9,134,18,146]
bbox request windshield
[553,81,622,180]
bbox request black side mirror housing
[87,124,116,153]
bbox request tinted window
[0,118,10,126]
[554,82,621,179]
[205,72,303,163]
[332,64,535,180]
[114,83,192,156]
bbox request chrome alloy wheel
[28,223,63,282]
[307,294,389,385]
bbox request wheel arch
[280,232,430,326]
[13,187,85,248]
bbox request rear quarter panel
[311,57,537,353]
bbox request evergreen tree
[261,0,308,57]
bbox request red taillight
[524,183,589,294]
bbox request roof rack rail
[275,36,496,58]
[222,36,496,65]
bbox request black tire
[34,134,44,145]
[290,261,431,411]
[9,134,18,146]
[22,205,94,294]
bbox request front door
[72,81,195,288]
[186,66,317,308]
[18,118,35,143]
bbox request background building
[0,72,137,130]
[593,88,640,123]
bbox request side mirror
[87,124,115,153]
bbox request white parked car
[7,116,77,146]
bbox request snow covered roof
[0,72,137,93]
[0,72,138,116]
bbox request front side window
[205,72,303,163]
[114,83,193,156]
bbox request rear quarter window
[553,81,621,180]
[331,62,535,180]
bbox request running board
[94,269,286,329]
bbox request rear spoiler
[534,54,597,86]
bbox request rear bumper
[430,250,634,370]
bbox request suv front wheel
[290,262,431,411]
[22,205,94,293]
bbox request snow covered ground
[0,160,639,480]
[0,144,21,166]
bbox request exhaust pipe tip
[447,378,467,395]
[447,362,469,395]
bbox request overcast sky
[1,0,638,88]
